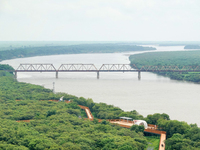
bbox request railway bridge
[12,63,200,80]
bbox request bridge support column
[97,71,99,79]
[14,71,17,79]
[56,71,58,79]
[138,71,141,80]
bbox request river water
[1,45,200,126]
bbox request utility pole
[53,82,55,93]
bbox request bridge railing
[144,129,166,135]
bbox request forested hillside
[129,51,200,83]
[0,44,156,61]
[0,67,148,149]
[0,102,148,150]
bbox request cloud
[1,0,200,41]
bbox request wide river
[1,45,200,126]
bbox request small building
[133,120,148,129]
[119,117,148,129]
[119,117,133,122]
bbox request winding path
[16,100,166,150]
[77,102,166,150]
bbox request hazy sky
[1,0,200,41]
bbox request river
[1,45,200,126]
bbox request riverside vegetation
[0,43,155,61]
[129,50,200,83]
[0,65,200,149]
[0,66,147,150]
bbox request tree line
[0,44,156,61]
[129,51,200,83]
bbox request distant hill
[0,43,156,61]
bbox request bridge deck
[12,63,200,72]
[78,105,93,119]
[159,133,166,150]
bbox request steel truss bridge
[12,63,200,79]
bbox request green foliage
[0,64,14,77]
[90,102,143,120]
[129,51,200,83]
[0,75,77,101]
[66,108,81,116]
[0,71,148,149]
[0,110,148,149]
[0,141,29,150]
[157,119,190,138]
[145,113,170,125]
[46,110,56,117]
[165,133,199,150]
[0,64,14,71]
[119,110,144,120]
[145,136,160,150]
[130,125,145,133]
[157,120,200,149]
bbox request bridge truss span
[58,64,98,72]
[99,64,138,72]
[16,64,56,72]
[13,63,200,79]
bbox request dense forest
[129,50,200,83]
[0,66,148,150]
[0,65,200,149]
[0,44,156,61]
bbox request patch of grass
[145,136,160,150]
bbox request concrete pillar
[14,71,17,79]
[56,71,58,79]
[97,71,99,79]
[138,71,141,80]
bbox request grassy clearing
[146,136,160,150]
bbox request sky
[0,0,200,41]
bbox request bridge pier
[14,71,17,79]
[138,71,141,80]
[97,71,99,79]
[56,71,58,79]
